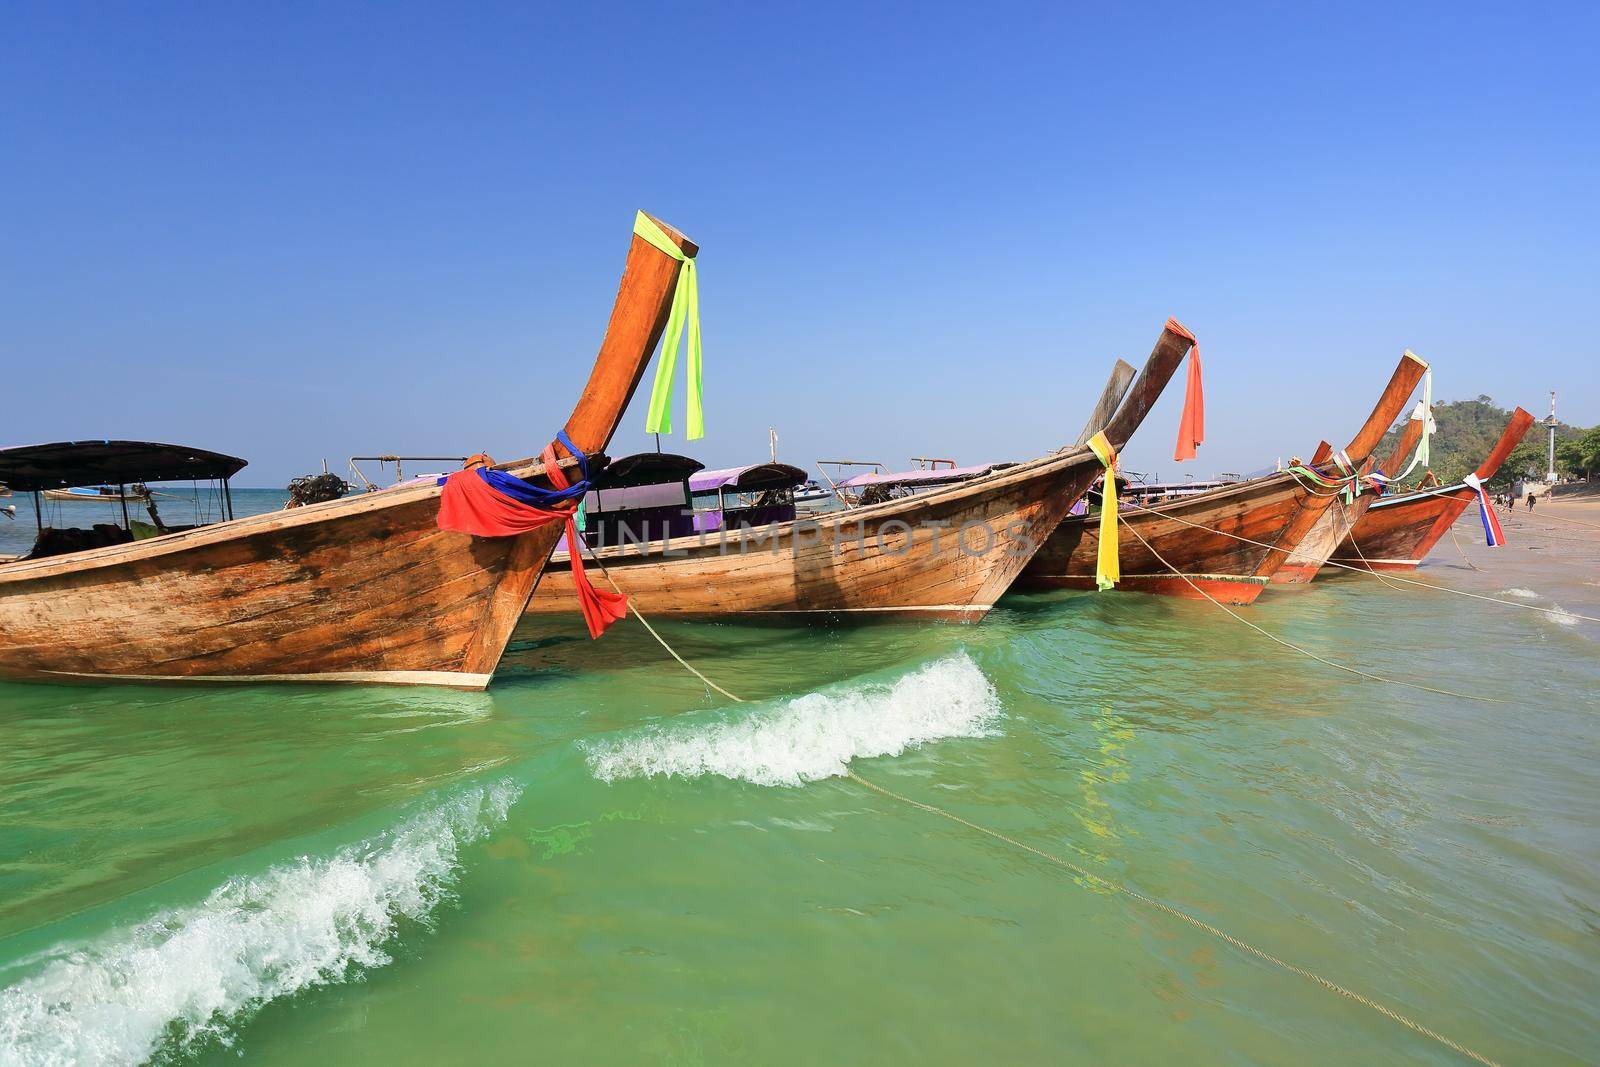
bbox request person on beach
[1527,493,1536,511]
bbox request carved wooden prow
[1474,407,1536,481]
[1340,350,1429,465]
[463,211,697,675]
[1100,324,1198,451]
[1074,359,1138,447]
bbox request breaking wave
[1500,587,1539,599]
[584,654,1002,787]
[1547,605,1581,628]
[0,781,521,1067]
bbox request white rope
[576,544,1504,1066]
[1115,522,1508,703]
[1120,497,1600,624]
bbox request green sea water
[1,515,1596,1066]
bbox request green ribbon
[633,211,703,440]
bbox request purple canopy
[689,462,807,494]
[836,462,1014,490]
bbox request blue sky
[2,2,1594,485]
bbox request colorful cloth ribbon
[1164,318,1204,462]
[634,211,704,440]
[1389,365,1435,485]
[436,431,628,638]
[1462,473,1506,547]
[1325,451,1359,504]
[1087,431,1120,591]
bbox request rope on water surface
[577,545,1504,1067]
[577,542,744,703]
[844,770,1503,1067]
[1120,497,1600,625]
[1117,522,1511,703]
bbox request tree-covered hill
[1375,396,1595,489]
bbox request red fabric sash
[1165,317,1205,462]
[437,445,628,639]
[542,446,629,638]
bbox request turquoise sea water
[0,511,1596,1066]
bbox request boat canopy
[836,462,1015,490]
[690,463,807,494]
[595,452,704,490]
[0,440,248,492]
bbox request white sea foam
[584,654,1001,787]
[1547,605,1581,628]
[0,781,521,1067]
[1500,587,1539,599]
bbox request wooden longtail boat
[1268,399,1433,584]
[1328,407,1536,571]
[1269,445,1381,586]
[525,327,1192,622]
[0,213,695,689]
[1018,350,1430,604]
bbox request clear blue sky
[2,2,1594,486]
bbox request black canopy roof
[594,452,704,490]
[0,440,248,492]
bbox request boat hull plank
[530,455,1103,620]
[1328,488,1471,571]
[1019,473,1312,605]
[0,490,547,683]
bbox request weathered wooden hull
[1329,405,1535,573]
[1327,486,1474,571]
[0,486,555,687]
[1017,472,1318,605]
[1270,490,1380,584]
[529,448,1105,620]
[1021,349,1429,603]
[0,212,695,688]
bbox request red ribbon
[542,445,629,639]
[437,444,627,639]
[1166,317,1204,462]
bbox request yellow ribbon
[633,211,703,440]
[1087,431,1119,591]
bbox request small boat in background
[793,480,832,506]
[43,484,153,502]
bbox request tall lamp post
[1545,389,1558,483]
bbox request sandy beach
[1433,496,1600,633]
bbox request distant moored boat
[42,484,150,502]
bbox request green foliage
[1374,396,1588,490]
[1556,426,1600,478]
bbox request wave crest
[0,780,521,1067]
[584,654,1001,787]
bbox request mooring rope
[844,771,1502,1067]
[574,542,1503,1067]
[1519,507,1600,531]
[1448,523,1484,572]
[1115,523,1509,703]
[1120,497,1600,624]
[577,544,745,703]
